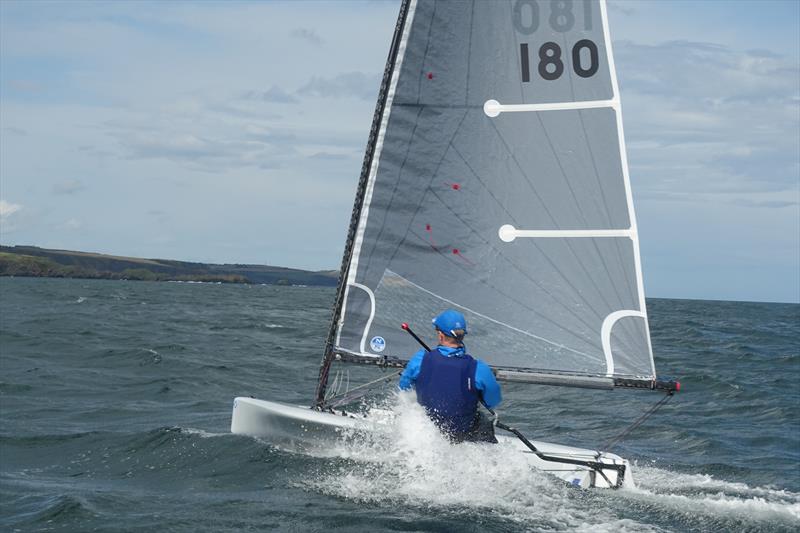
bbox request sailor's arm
[475,360,502,408]
[398,349,426,390]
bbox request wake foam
[304,393,799,530]
[623,465,800,524]
[307,393,648,530]
[180,427,229,439]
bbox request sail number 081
[514,0,593,34]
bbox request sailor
[399,309,502,443]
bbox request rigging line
[326,369,403,408]
[415,0,438,106]
[534,111,625,314]
[421,190,606,352]
[601,392,674,452]
[361,105,426,272]
[325,369,342,402]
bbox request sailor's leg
[463,412,498,444]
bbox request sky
[1,0,798,304]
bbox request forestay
[326,0,658,389]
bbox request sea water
[0,277,798,532]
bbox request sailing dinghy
[231,0,678,489]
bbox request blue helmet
[432,309,468,337]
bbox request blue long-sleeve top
[398,345,502,409]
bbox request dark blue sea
[1,277,798,532]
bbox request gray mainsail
[319,0,666,398]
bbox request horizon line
[1,242,797,305]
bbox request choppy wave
[1,278,797,532]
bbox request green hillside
[0,246,339,286]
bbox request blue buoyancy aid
[415,349,479,434]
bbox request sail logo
[370,336,386,352]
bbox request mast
[314,0,413,408]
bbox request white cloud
[113,128,298,172]
[297,72,381,100]
[93,84,372,174]
[0,200,24,234]
[616,40,800,206]
[0,200,23,219]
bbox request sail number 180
[514,0,600,82]
[520,40,599,82]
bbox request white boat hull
[231,396,633,489]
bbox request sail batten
[325,0,660,390]
[485,98,617,116]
